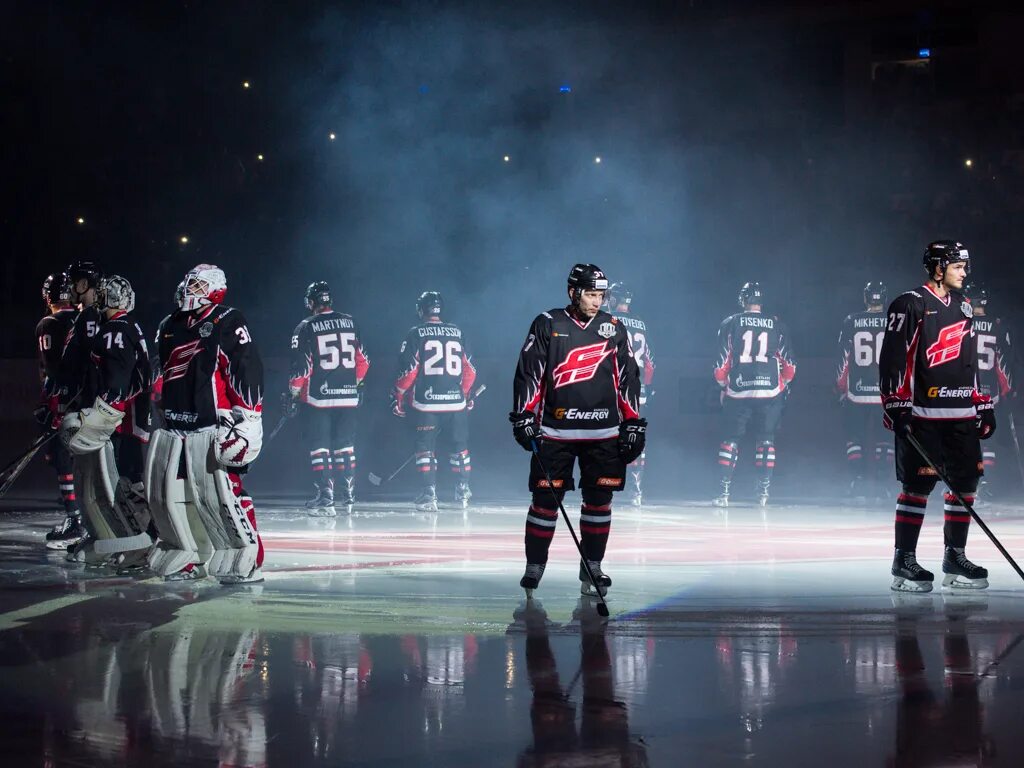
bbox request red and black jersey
[393,320,476,412]
[835,309,887,405]
[153,305,263,431]
[612,311,655,406]
[513,307,640,441]
[970,314,1012,404]
[35,307,77,402]
[713,311,796,399]
[58,304,103,408]
[87,312,153,439]
[879,284,980,421]
[288,310,370,408]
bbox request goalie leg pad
[145,429,202,576]
[75,443,132,540]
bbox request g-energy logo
[926,386,973,398]
[553,407,610,420]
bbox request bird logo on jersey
[925,320,970,367]
[164,340,204,382]
[551,342,612,388]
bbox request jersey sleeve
[776,320,796,388]
[218,310,264,413]
[353,320,370,383]
[834,316,852,396]
[392,328,420,397]
[879,293,923,406]
[288,320,313,398]
[712,317,733,387]
[513,314,551,415]
[459,332,477,397]
[615,322,641,420]
[996,319,1013,397]
[643,329,655,386]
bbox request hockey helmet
[417,291,444,319]
[42,272,72,306]
[305,280,332,311]
[737,281,764,309]
[923,240,969,277]
[567,264,609,304]
[966,282,989,309]
[178,263,227,311]
[65,260,104,302]
[100,275,136,314]
[606,282,633,310]
[863,281,887,308]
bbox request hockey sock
[333,446,355,484]
[310,448,331,486]
[982,449,996,473]
[415,451,436,486]
[717,441,738,481]
[895,491,928,551]
[579,496,612,561]
[943,491,973,549]
[525,497,560,564]
[846,441,863,478]
[58,473,77,515]
[449,449,471,477]
[754,440,776,485]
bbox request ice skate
[891,549,934,593]
[455,480,472,509]
[519,562,546,599]
[164,563,207,583]
[306,485,335,517]
[757,479,770,508]
[579,560,611,597]
[414,485,438,513]
[45,515,85,550]
[629,473,643,507]
[337,478,355,507]
[942,547,989,590]
[219,567,264,586]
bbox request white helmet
[101,275,135,313]
[178,264,227,311]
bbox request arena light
[594,156,602,164]
[180,235,189,244]
[503,155,510,162]
[329,132,336,141]
[257,153,264,162]
[918,48,930,59]
[559,84,572,93]
[242,81,251,89]
[965,158,973,168]
[76,217,85,225]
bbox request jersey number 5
[318,333,356,370]
[424,340,462,376]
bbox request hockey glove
[279,391,299,419]
[976,399,997,440]
[618,418,647,464]
[390,389,406,418]
[215,406,263,467]
[33,403,50,427]
[66,397,124,455]
[882,399,913,437]
[509,411,539,452]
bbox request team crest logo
[925,320,969,367]
[598,322,615,339]
[199,322,214,338]
[961,301,973,318]
[551,342,612,388]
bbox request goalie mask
[178,264,227,312]
[863,281,887,308]
[923,240,969,278]
[737,281,763,309]
[42,272,72,306]
[305,281,332,312]
[100,275,136,313]
[417,291,444,319]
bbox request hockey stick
[530,439,610,618]
[1007,413,1024,493]
[266,413,290,444]
[0,429,60,499]
[905,431,1024,584]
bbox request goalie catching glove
[618,418,647,464]
[61,397,124,455]
[215,406,263,467]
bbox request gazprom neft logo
[926,386,973,399]
[554,407,610,420]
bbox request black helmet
[606,282,633,310]
[737,281,764,309]
[966,282,989,309]
[42,272,72,306]
[417,291,443,319]
[305,280,332,311]
[65,260,104,303]
[567,264,609,305]
[864,281,887,308]
[923,240,970,277]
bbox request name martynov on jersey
[879,284,983,420]
[393,320,477,412]
[713,312,796,399]
[87,311,153,440]
[971,315,1013,404]
[612,313,655,405]
[36,307,77,403]
[835,310,887,404]
[289,310,370,408]
[153,304,264,431]
[514,308,640,441]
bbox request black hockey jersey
[713,311,796,399]
[612,312,656,406]
[835,310,887,405]
[289,310,370,408]
[58,304,103,408]
[87,311,152,439]
[35,307,77,402]
[393,320,476,412]
[970,314,1012,404]
[513,308,640,441]
[154,305,263,431]
[879,284,981,421]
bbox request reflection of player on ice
[147,264,266,584]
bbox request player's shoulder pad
[889,291,923,311]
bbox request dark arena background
[2,1,1024,765]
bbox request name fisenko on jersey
[740,316,775,328]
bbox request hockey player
[287,281,370,515]
[37,273,81,549]
[391,291,477,512]
[964,283,1013,497]
[881,241,993,592]
[605,282,655,506]
[147,264,265,584]
[835,282,891,497]
[60,275,153,566]
[712,282,796,507]
[509,264,644,597]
